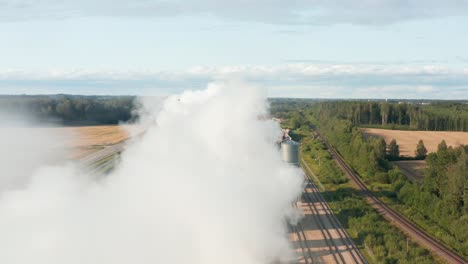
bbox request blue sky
[0,0,467,98]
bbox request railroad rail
[300,163,367,264]
[289,213,315,263]
[318,133,467,264]
[301,161,367,264]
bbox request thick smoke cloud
[0,112,68,192]
[0,81,303,264]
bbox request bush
[375,172,390,184]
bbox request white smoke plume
[0,81,304,264]
[0,112,68,192]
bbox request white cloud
[1,0,468,25]
[0,64,467,98]
[351,85,456,99]
[1,64,466,80]
[415,86,436,93]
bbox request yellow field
[362,128,468,157]
[62,125,129,147]
[56,125,131,159]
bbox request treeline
[0,95,136,125]
[300,119,437,262]
[318,118,393,180]
[309,106,468,256]
[317,101,468,131]
[398,143,468,253]
[269,99,316,130]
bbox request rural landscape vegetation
[1,1,468,264]
[272,99,468,263]
[1,95,467,263]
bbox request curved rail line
[301,163,368,264]
[318,133,467,264]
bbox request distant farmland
[59,125,133,159]
[362,128,468,157]
[62,125,129,147]
[28,125,130,159]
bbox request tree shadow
[321,187,367,202]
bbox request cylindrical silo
[280,139,299,165]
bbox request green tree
[375,137,387,160]
[381,102,390,126]
[415,139,428,159]
[55,99,76,120]
[438,140,448,152]
[446,151,467,215]
[388,139,400,160]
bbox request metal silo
[280,139,299,165]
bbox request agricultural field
[61,125,129,146]
[362,128,468,157]
[32,125,131,159]
[59,125,133,159]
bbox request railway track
[300,164,367,264]
[302,160,367,263]
[289,162,367,264]
[289,216,315,263]
[319,134,467,264]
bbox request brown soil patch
[362,128,468,157]
[392,160,426,182]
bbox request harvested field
[392,160,426,182]
[25,125,133,159]
[60,125,130,147]
[362,128,468,157]
[58,125,133,159]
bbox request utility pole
[406,238,409,254]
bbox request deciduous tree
[415,139,428,159]
[388,139,400,159]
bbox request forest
[314,101,468,131]
[0,95,136,125]
[271,99,468,258]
